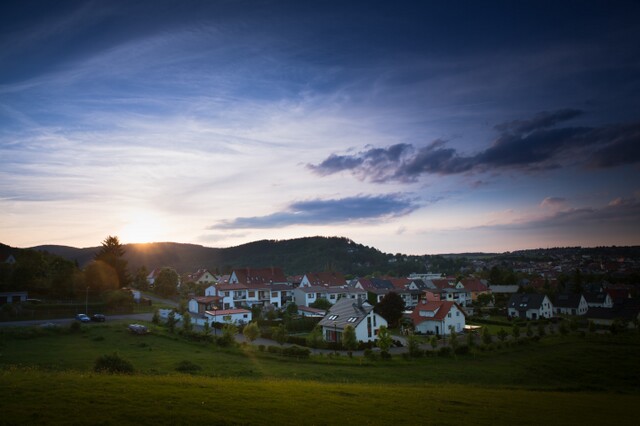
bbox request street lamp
[85,286,89,315]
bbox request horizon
[2,1,639,254]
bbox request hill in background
[31,236,428,276]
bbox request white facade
[554,295,589,316]
[413,304,465,335]
[205,308,252,325]
[205,285,217,297]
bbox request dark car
[75,314,90,323]
[91,314,106,322]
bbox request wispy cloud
[210,194,420,229]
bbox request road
[0,313,153,328]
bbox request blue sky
[1,0,639,254]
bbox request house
[217,283,271,309]
[229,267,288,285]
[490,285,520,295]
[299,272,346,288]
[460,278,491,302]
[293,286,366,307]
[204,308,252,325]
[186,269,217,285]
[507,294,554,320]
[0,291,28,305]
[297,305,326,318]
[410,300,466,335]
[269,284,294,308]
[318,298,387,343]
[188,296,220,315]
[553,294,589,316]
[585,299,640,327]
[146,269,161,287]
[584,292,614,309]
[204,285,217,297]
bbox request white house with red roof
[410,300,466,335]
[186,269,217,285]
[299,272,347,288]
[229,267,288,285]
[204,308,252,325]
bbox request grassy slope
[2,371,639,426]
[1,322,639,424]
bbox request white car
[75,314,90,323]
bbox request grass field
[1,321,639,425]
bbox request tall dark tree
[154,267,179,297]
[374,291,405,328]
[133,266,149,291]
[94,236,130,288]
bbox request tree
[497,328,508,342]
[271,324,288,346]
[430,335,438,350]
[448,326,459,352]
[182,312,193,333]
[374,292,405,328]
[154,268,179,298]
[342,325,358,352]
[481,327,492,345]
[94,236,130,288]
[376,325,392,353]
[202,320,211,336]
[309,298,332,310]
[166,310,177,333]
[221,322,238,346]
[243,322,260,343]
[476,293,494,307]
[84,260,119,293]
[152,309,160,325]
[407,333,422,357]
[133,266,149,291]
[306,326,325,349]
[512,324,521,340]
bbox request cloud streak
[309,110,640,183]
[210,194,420,229]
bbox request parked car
[75,314,90,323]
[91,314,106,322]
[128,324,148,335]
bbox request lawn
[1,321,639,424]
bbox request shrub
[267,345,282,355]
[152,310,160,325]
[69,321,81,333]
[286,335,307,346]
[258,344,265,352]
[454,345,470,356]
[175,360,202,374]
[282,345,311,359]
[94,353,134,374]
[364,348,377,361]
[380,350,392,360]
[438,346,452,357]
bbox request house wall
[188,299,199,314]
[204,286,217,297]
[554,297,589,316]
[415,306,465,335]
[205,310,252,325]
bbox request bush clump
[282,345,311,359]
[175,360,202,374]
[94,353,134,374]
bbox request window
[447,313,452,318]
[248,291,255,298]
[328,314,338,320]
[309,293,315,299]
[347,317,358,323]
[367,317,372,338]
[373,314,376,327]
[243,314,248,318]
[456,311,460,317]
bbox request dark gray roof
[554,293,585,309]
[318,298,373,330]
[508,293,548,311]
[584,292,608,304]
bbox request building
[507,294,553,320]
[410,300,465,335]
[318,298,387,343]
[204,308,252,325]
[553,293,589,316]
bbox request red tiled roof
[410,300,460,324]
[388,278,411,289]
[233,267,287,284]
[430,279,455,290]
[304,272,346,287]
[205,308,251,316]
[460,278,488,292]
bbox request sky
[1,0,639,255]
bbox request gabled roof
[554,293,586,309]
[205,308,251,316]
[318,298,374,330]
[387,277,411,289]
[410,300,462,324]
[304,272,346,287]
[357,278,394,290]
[460,278,488,293]
[232,267,288,285]
[429,279,456,290]
[583,292,610,304]
[508,293,549,311]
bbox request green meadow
[1,322,639,425]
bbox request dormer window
[328,314,338,320]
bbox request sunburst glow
[119,212,165,244]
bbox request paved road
[0,313,153,328]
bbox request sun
[119,212,165,244]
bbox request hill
[31,237,423,276]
